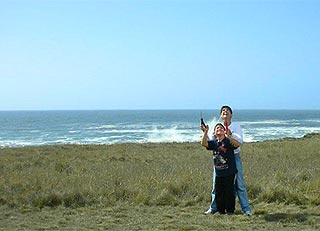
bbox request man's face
[220,107,232,120]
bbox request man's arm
[229,123,243,144]
[225,133,241,148]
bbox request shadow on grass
[263,213,316,223]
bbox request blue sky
[1,0,319,110]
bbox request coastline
[1,110,320,148]
[1,132,319,150]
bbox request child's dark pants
[215,174,236,214]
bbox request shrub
[152,189,179,206]
[63,192,86,208]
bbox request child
[201,123,240,215]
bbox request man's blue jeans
[210,153,251,213]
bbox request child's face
[214,125,225,136]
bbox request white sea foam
[0,140,34,148]
[145,126,200,143]
[1,110,319,147]
[242,126,320,142]
[242,133,256,143]
[87,125,117,130]
[101,129,150,134]
[68,130,79,133]
[240,120,300,126]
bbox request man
[201,105,252,216]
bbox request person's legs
[210,168,217,211]
[215,176,225,214]
[204,167,217,215]
[225,174,236,214]
[234,153,251,214]
[205,168,217,214]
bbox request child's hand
[200,124,209,133]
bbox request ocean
[0,110,320,148]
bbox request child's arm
[201,125,209,148]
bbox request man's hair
[220,105,233,114]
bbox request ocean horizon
[1,109,320,148]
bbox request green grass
[0,134,320,230]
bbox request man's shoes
[204,208,213,215]
[244,211,252,216]
[204,208,217,215]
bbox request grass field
[0,134,320,230]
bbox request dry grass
[0,134,320,230]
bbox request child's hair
[214,123,226,131]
